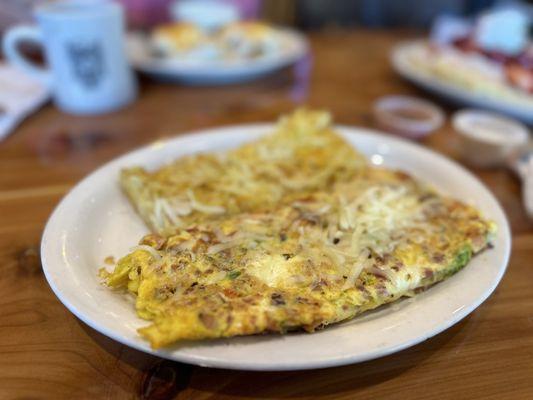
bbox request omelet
[120,110,366,236]
[102,109,495,348]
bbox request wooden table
[1,30,532,400]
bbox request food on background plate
[406,8,532,108]
[152,23,215,58]
[218,22,281,59]
[101,109,496,348]
[406,43,533,108]
[151,21,284,62]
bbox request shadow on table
[80,312,474,399]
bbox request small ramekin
[373,95,445,139]
[452,109,530,168]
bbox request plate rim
[41,123,511,371]
[391,39,533,123]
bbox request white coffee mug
[3,0,137,115]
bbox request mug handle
[3,25,52,85]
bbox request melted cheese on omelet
[120,109,367,236]
[102,109,496,348]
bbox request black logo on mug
[66,41,104,89]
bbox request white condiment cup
[452,109,530,168]
[373,95,445,139]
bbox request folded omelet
[102,109,495,348]
[120,110,366,236]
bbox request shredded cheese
[186,189,226,215]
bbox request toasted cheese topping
[121,109,367,235]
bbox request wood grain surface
[0,30,532,400]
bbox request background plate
[126,29,309,85]
[41,124,510,371]
[391,40,533,124]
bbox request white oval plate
[126,29,308,85]
[391,40,533,124]
[41,124,510,371]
